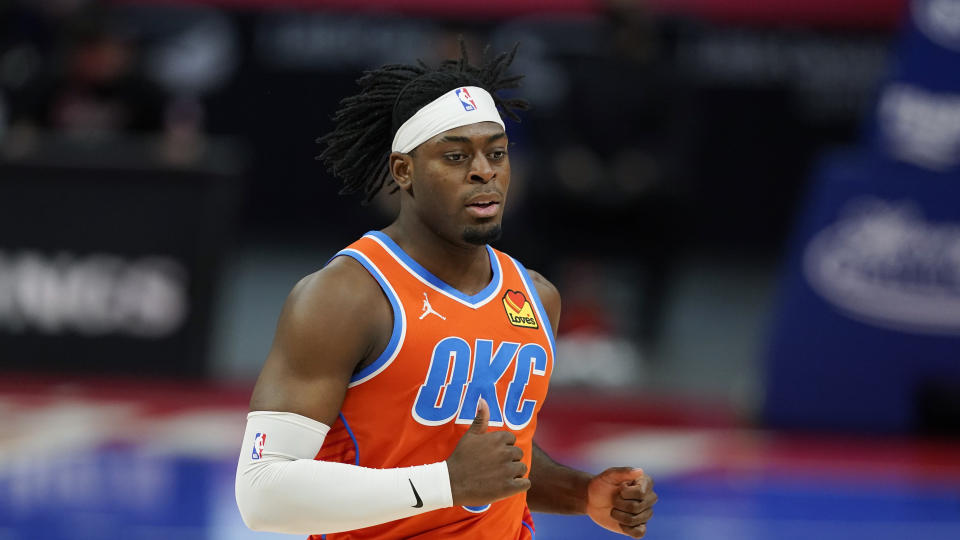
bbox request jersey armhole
[328,249,407,387]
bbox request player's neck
[381,219,492,296]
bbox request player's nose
[469,154,496,184]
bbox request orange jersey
[309,231,555,540]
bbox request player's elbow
[235,469,334,535]
[237,507,270,532]
[235,480,273,532]
[238,510,281,533]
[236,471,293,533]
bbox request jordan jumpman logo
[419,292,446,320]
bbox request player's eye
[489,150,507,160]
[444,152,467,162]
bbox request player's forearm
[235,411,453,534]
[526,442,592,514]
[237,457,451,534]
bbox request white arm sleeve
[235,411,454,535]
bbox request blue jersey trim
[339,412,360,466]
[365,230,502,308]
[331,249,406,386]
[511,258,557,357]
[521,519,536,539]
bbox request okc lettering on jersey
[412,336,548,429]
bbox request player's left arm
[527,270,658,539]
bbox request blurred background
[1,0,959,539]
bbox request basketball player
[235,45,657,539]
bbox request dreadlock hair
[317,41,529,204]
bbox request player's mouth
[464,197,501,219]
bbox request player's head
[318,41,528,246]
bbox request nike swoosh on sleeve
[408,479,424,508]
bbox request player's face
[406,121,510,246]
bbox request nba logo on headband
[455,88,477,111]
[391,86,504,153]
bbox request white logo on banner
[878,83,960,170]
[912,0,960,51]
[0,251,189,337]
[803,198,960,335]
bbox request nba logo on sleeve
[251,432,267,460]
[455,88,477,111]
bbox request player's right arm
[235,256,528,535]
[247,256,386,426]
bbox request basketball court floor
[2,378,958,540]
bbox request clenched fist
[445,399,531,507]
[586,467,658,538]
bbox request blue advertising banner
[764,0,960,432]
[765,152,960,432]
[865,0,960,173]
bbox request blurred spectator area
[0,0,908,416]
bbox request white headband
[391,86,505,154]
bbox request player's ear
[389,152,414,193]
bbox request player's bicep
[249,258,387,426]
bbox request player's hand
[586,467,657,538]
[445,399,530,506]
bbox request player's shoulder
[525,268,561,335]
[284,254,385,321]
[527,269,559,304]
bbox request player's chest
[372,288,554,430]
